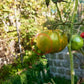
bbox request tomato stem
[68,44,74,84]
[55,3,62,22]
[68,0,78,84]
[55,3,66,31]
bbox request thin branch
[14,0,23,64]
[2,20,9,32]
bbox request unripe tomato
[80,32,84,38]
[36,29,68,53]
[71,35,83,50]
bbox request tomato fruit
[71,35,83,50]
[80,32,84,38]
[36,29,68,53]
